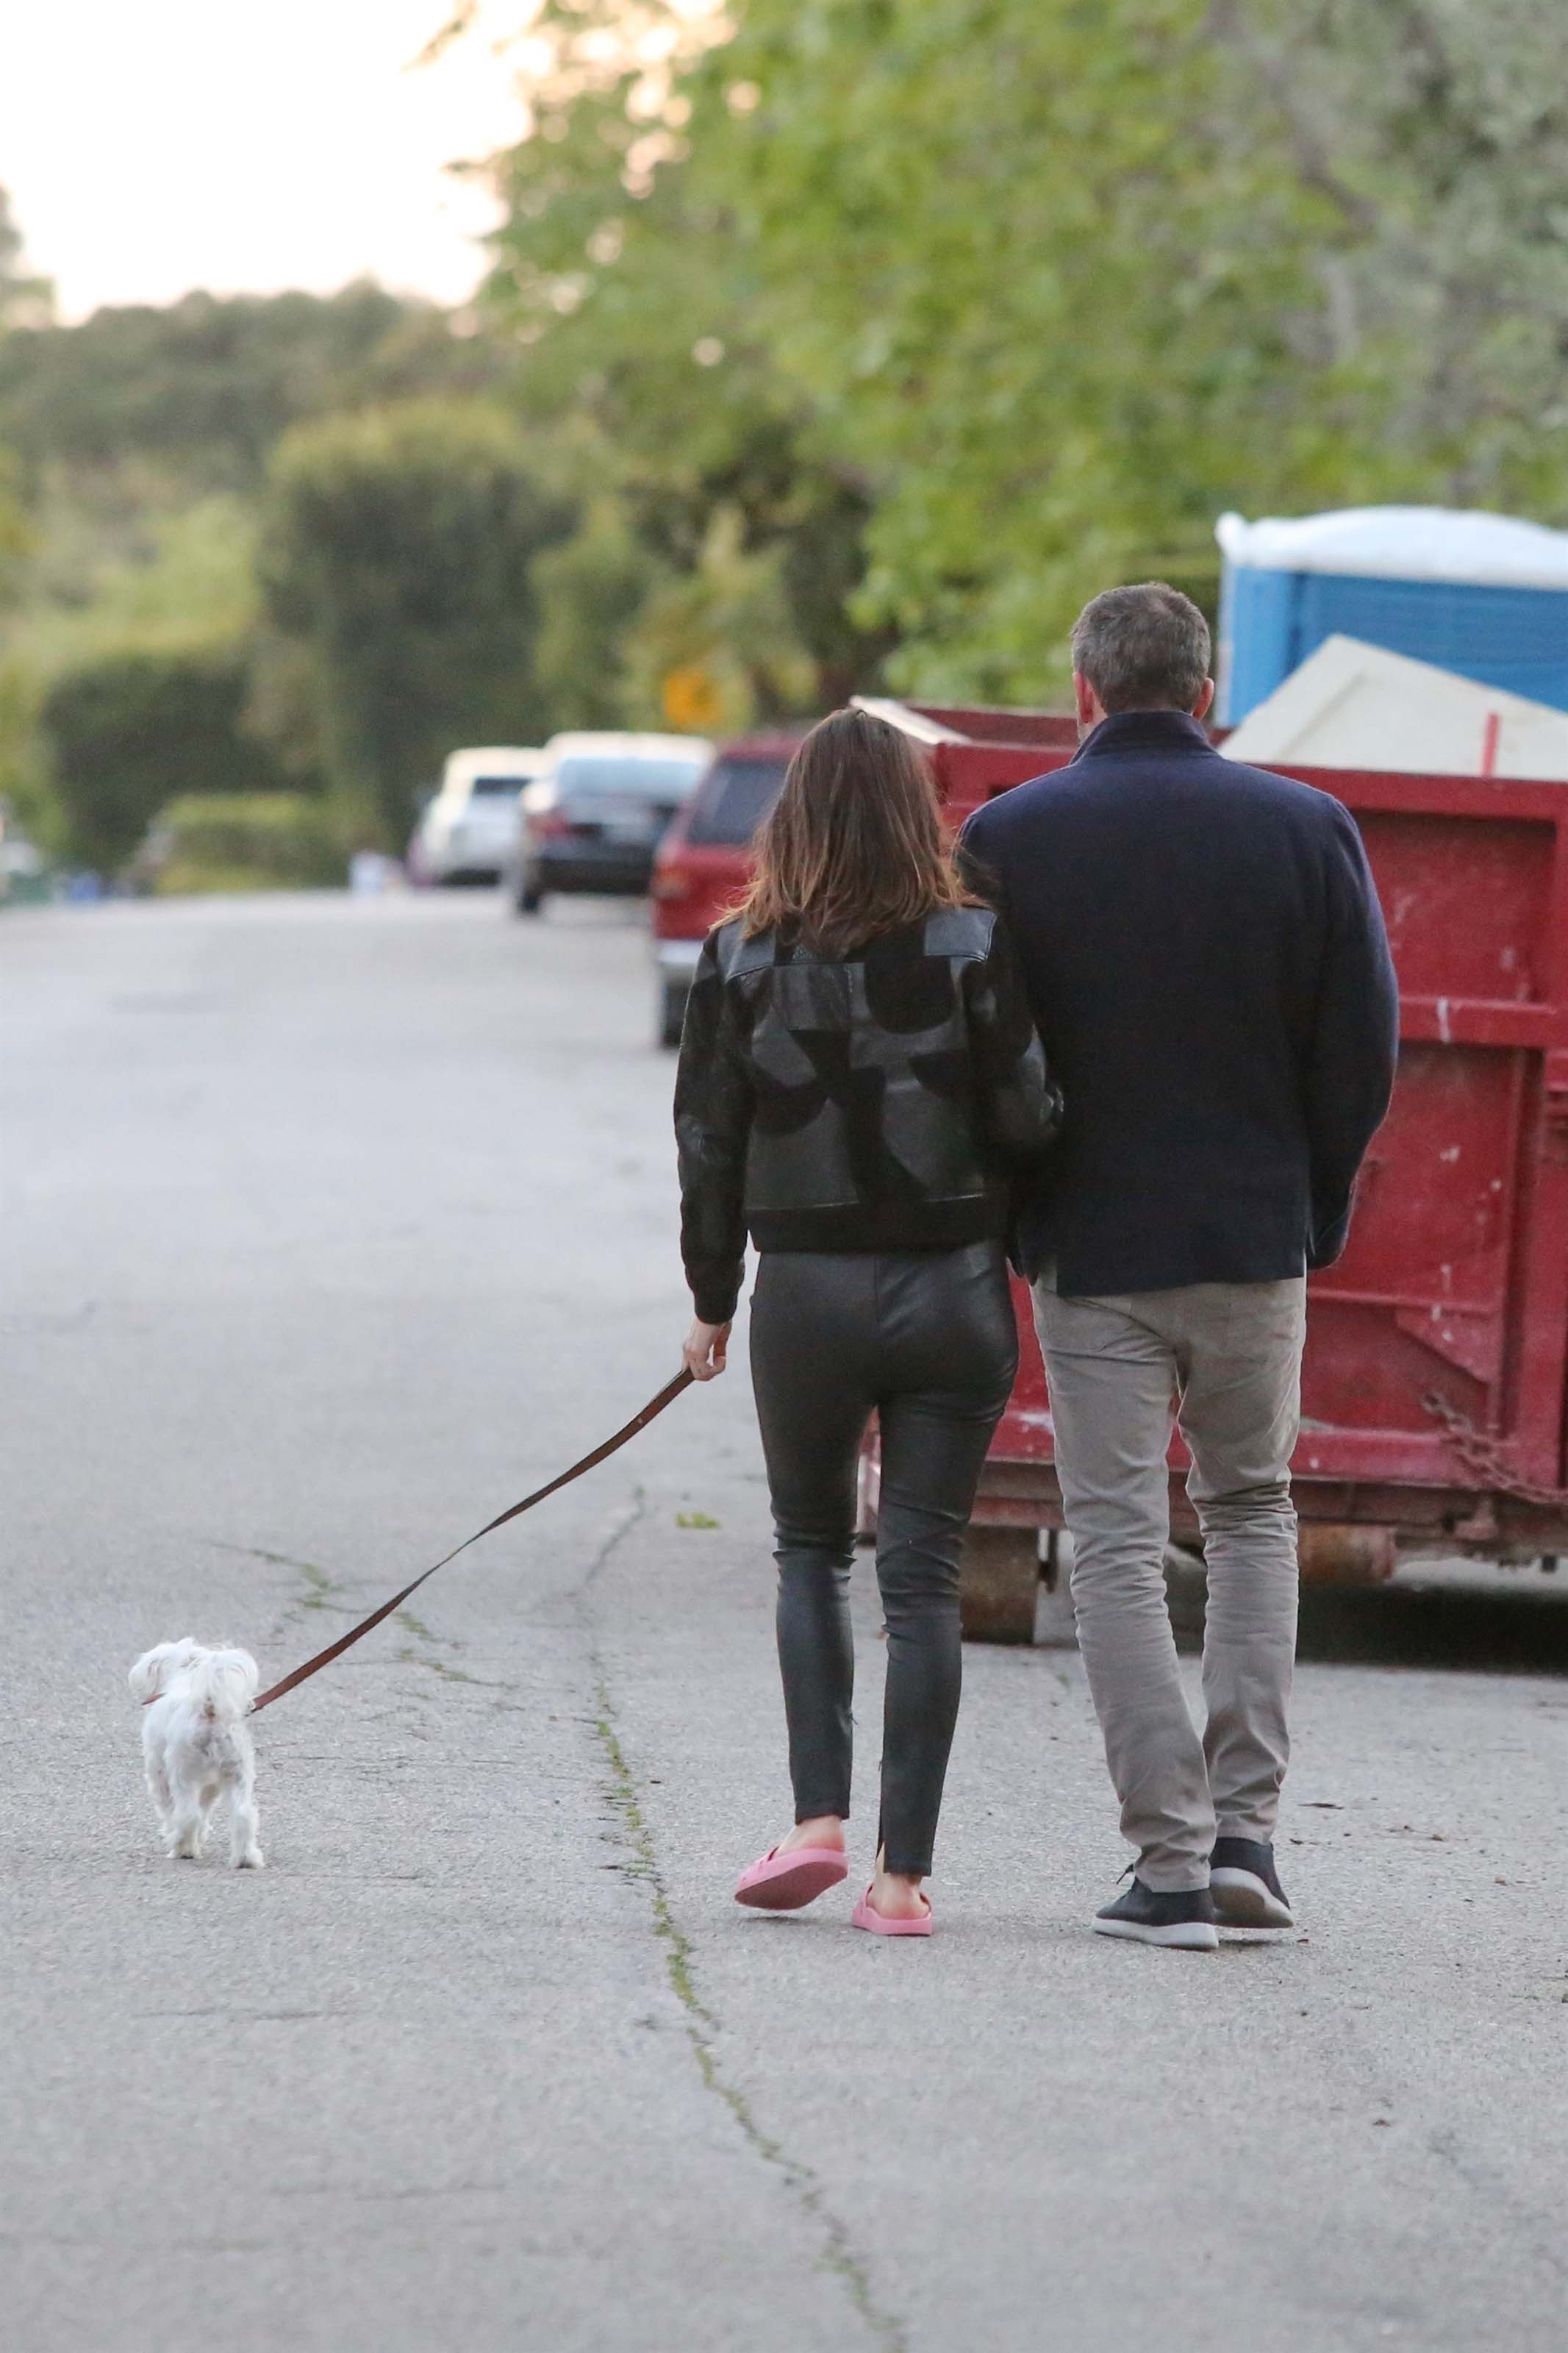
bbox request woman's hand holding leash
[684,1319,731,1381]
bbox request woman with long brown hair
[674,707,1059,1933]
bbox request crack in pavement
[206,1540,522,1698]
[204,1538,365,1645]
[576,1499,910,2353]
[393,1645,491,1688]
[1422,2124,1567,2280]
[395,1606,459,1649]
[205,1498,906,2340]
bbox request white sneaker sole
[1092,1916,1219,1951]
[1210,1867,1294,1929]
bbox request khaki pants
[1032,1272,1307,1891]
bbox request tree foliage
[258,401,572,841]
[529,497,661,731]
[0,187,45,608]
[0,266,534,868]
[0,282,508,497]
[1207,0,1568,505]
[619,505,816,734]
[482,0,893,711]
[150,793,346,894]
[473,0,1568,699]
[41,646,292,871]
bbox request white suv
[412,747,548,885]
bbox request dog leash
[248,1368,694,1714]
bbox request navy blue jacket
[959,710,1399,1296]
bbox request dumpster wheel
[959,1526,1039,1643]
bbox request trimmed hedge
[41,645,294,871]
[151,793,346,893]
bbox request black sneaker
[1209,1837,1294,1929]
[1092,1876,1218,1951]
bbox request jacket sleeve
[1303,806,1400,1268]
[963,915,1063,1161]
[956,807,1007,918]
[673,932,752,1324]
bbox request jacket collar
[1073,710,1214,762]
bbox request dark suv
[512,732,713,913]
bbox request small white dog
[129,1638,265,1868]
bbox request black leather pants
[748,1243,1018,1877]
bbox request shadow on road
[1295,1573,1568,1677]
[1159,1553,1568,1676]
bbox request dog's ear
[212,1649,259,1710]
[129,1645,172,1702]
[128,1638,198,1703]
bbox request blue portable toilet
[1215,506,1568,724]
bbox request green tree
[0,189,49,824]
[1206,0,1568,507]
[620,505,816,732]
[0,282,509,498]
[0,188,46,603]
[704,0,1568,690]
[530,497,660,730]
[259,401,572,840]
[479,0,891,712]
[473,0,1568,700]
[0,495,277,855]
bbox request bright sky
[0,2,529,319]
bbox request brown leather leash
[249,1368,694,1715]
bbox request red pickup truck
[651,697,1568,1640]
[649,729,805,1046]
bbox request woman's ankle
[872,1850,929,1915]
[781,1814,845,1853]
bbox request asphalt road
[2,889,1565,2353]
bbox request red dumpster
[856,699,1568,1640]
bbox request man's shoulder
[961,745,1361,865]
[1216,757,1361,840]
[983,745,1349,827]
[962,768,1073,843]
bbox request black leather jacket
[674,907,1061,1323]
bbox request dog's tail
[189,1650,259,1724]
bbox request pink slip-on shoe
[734,1843,849,1910]
[852,1885,933,1937]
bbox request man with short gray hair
[962,581,1398,1950]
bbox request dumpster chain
[1420,1392,1568,1511]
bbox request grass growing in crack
[590,1669,907,2353]
[395,1607,458,1649]
[209,1540,364,1634]
[208,1540,329,1577]
[393,1646,479,1686]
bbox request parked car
[510,732,713,914]
[648,730,804,1045]
[411,747,548,885]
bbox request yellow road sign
[662,664,726,732]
